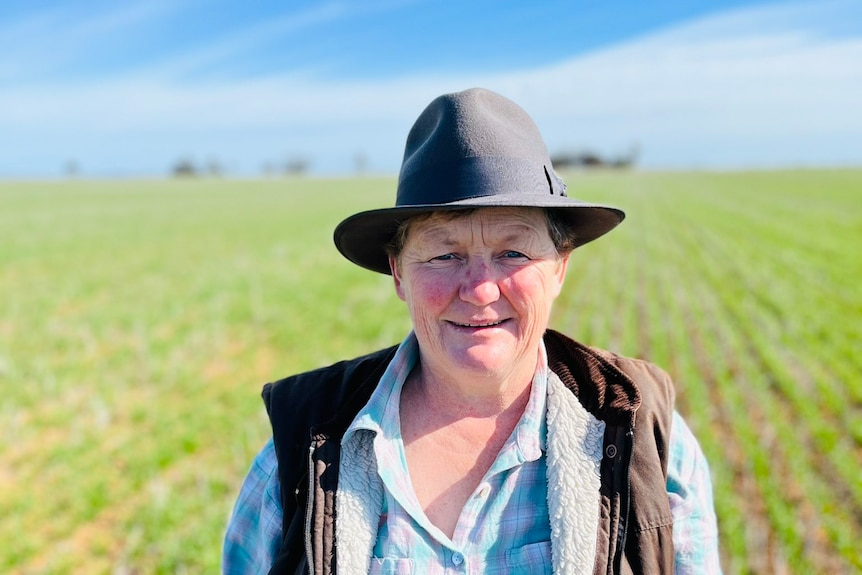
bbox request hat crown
[401,89,549,176]
[396,88,565,206]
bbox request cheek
[405,272,456,316]
[502,269,561,316]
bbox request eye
[430,253,457,262]
[502,251,528,259]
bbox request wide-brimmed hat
[334,87,625,275]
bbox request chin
[448,345,517,376]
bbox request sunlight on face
[389,207,570,384]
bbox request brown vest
[263,329,675,574]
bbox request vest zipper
[617,427,635,561]
[304,443,316,575]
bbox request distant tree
[172,158,197,177]
[283,157,309,176]
[64,160,79,178]
[551,144,639,170]
[613,143,640,168]
[551,150,603,168]
[206,158,223,177]
[354,151,368,174]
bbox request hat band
[396,156,565,207]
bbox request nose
[459,259,500,306]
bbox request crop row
[611,172,857,573]
[1,173,858,573]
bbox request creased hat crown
[396,88,567,206]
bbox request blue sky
[1,0,861,177]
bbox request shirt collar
[344,332,549,462]
[344,332,418,442]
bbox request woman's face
[390,207,569,382]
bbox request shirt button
[451,552,464,566]
[476,485,489,498]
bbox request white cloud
[504,30,862,167]
[1,0,860,175]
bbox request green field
[1,170,860,573]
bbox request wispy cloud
[506,0,862,167]
[0,2,176,83]
[0,0,860,175]
[126,2,354,82]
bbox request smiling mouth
[450,320,507,328]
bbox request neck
[406,357,536,420]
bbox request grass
[0,170,859,573]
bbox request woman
[224,88,721,574]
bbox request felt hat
[333,87,625,274]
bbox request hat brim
[333,194,625,275]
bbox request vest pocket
[369,557,414,575]
[506,541,552,572]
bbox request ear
[551,253,571,298]
[389,255,407,301]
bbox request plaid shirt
[223,334,721,574]
[345,334,552,574]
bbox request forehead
[408,207,549,243]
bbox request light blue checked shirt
[347,333,552,574]
[223,334,721,574]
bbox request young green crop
[0,170,859,573]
